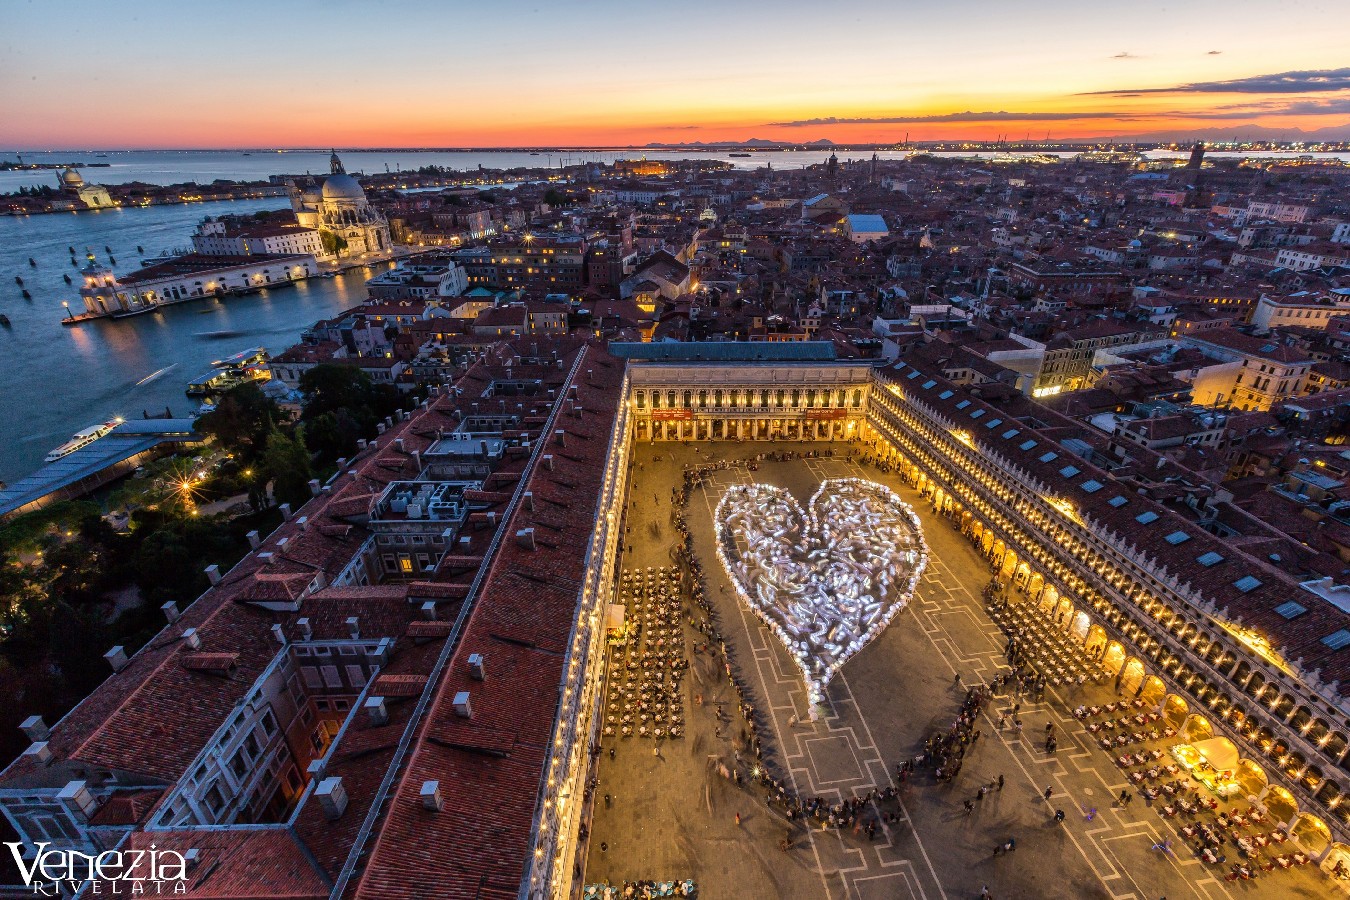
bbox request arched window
[635,391,646,409]
[852,389,862,408]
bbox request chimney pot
[296,617,312,640]
[104,646,129,672]
[279,503,292,519]
[315,777,348,820]
[468,653,486,681]
[523,491,534,510]
[183,849,201,868]
[182,628,202,650]
[365,696,389,726]
[420,780,443,811]
[516,528,536,550]
[271,624,286,646]
[395,438,405,453]
[246,530,261,549]
[19,715,49,742]
[161,601,181,624]
[204,564,221,585]
[345,616,361,640]
[23,741,52,765]
[308,479,322,496]
[421,601,437,620]
[57,780,98,819]
[452,691,472,718]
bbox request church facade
[288,152,392,259]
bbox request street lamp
[62,301,72,321]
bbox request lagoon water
[0,197,376,483]
[2,147,1347,484]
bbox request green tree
[264,426,314,509]
[319,230,348,256]
[194,382,282,462]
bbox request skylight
[907,370,920,380]
[1274,601,1307,620]
[985,418,1003,429]
[956,400,971,409]
[1164,531,1190,545]
[1135,511,1159,524]
[922,380,936,389]
[1322,629,1350,650]
[970,409,984,419]
[1002,429,1020,440]
[1108,495,1129,507]
[939,390,954,399]
[1234,575,1261,593]
[1059,465,1080,478]
[1039,452,1058,463]
[1196,551,1224,567]
[1020,440,1038,451]
[1081,480,1103,493]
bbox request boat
[21,290,31,300]
[14,276,21,286]
[45,418,123,462]
[64,273,72,284]
[0,314,10,327]
[729,152,752,157]
[28,257,36,267]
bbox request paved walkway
[583,441,1334,899]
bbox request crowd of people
[582,878,696,899]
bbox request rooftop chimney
[554,429,566,447]
[452,691,472,718]
[279,503,292,519]
[420,780,443,812]
[271,624,287,646]
[523,491,534,511]
[246,530,261,549]
[365,696,389,726]
[468,653,486,681]
[182,628,202,650]
[296,617,312,640]
[204,564,221,586]
[395,438,405,453]
[315,777,348,820]
[57,781,97,820]
[516,528,536,550]
[308,479,322,497]
[183,849,201,869]
[104,646,129,672]
[543,455,554,471]
[19,715,49,742]
[161,601,181,624]
[345,616,361,640]
[22,741,52,766]
[421,601,437,620]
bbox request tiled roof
[351,344,624,900]
[883,345,1350,688]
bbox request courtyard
[582,440,1336,900]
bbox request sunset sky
[3,0,1349,147]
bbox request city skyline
[4,0,1350,148]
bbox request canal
[0,199,384,483]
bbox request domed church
[56,168,114,209]
[289,152,391,258]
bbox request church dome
[322,173,365,202]
[61,169,84,187]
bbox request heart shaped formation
[714,478,927,712]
